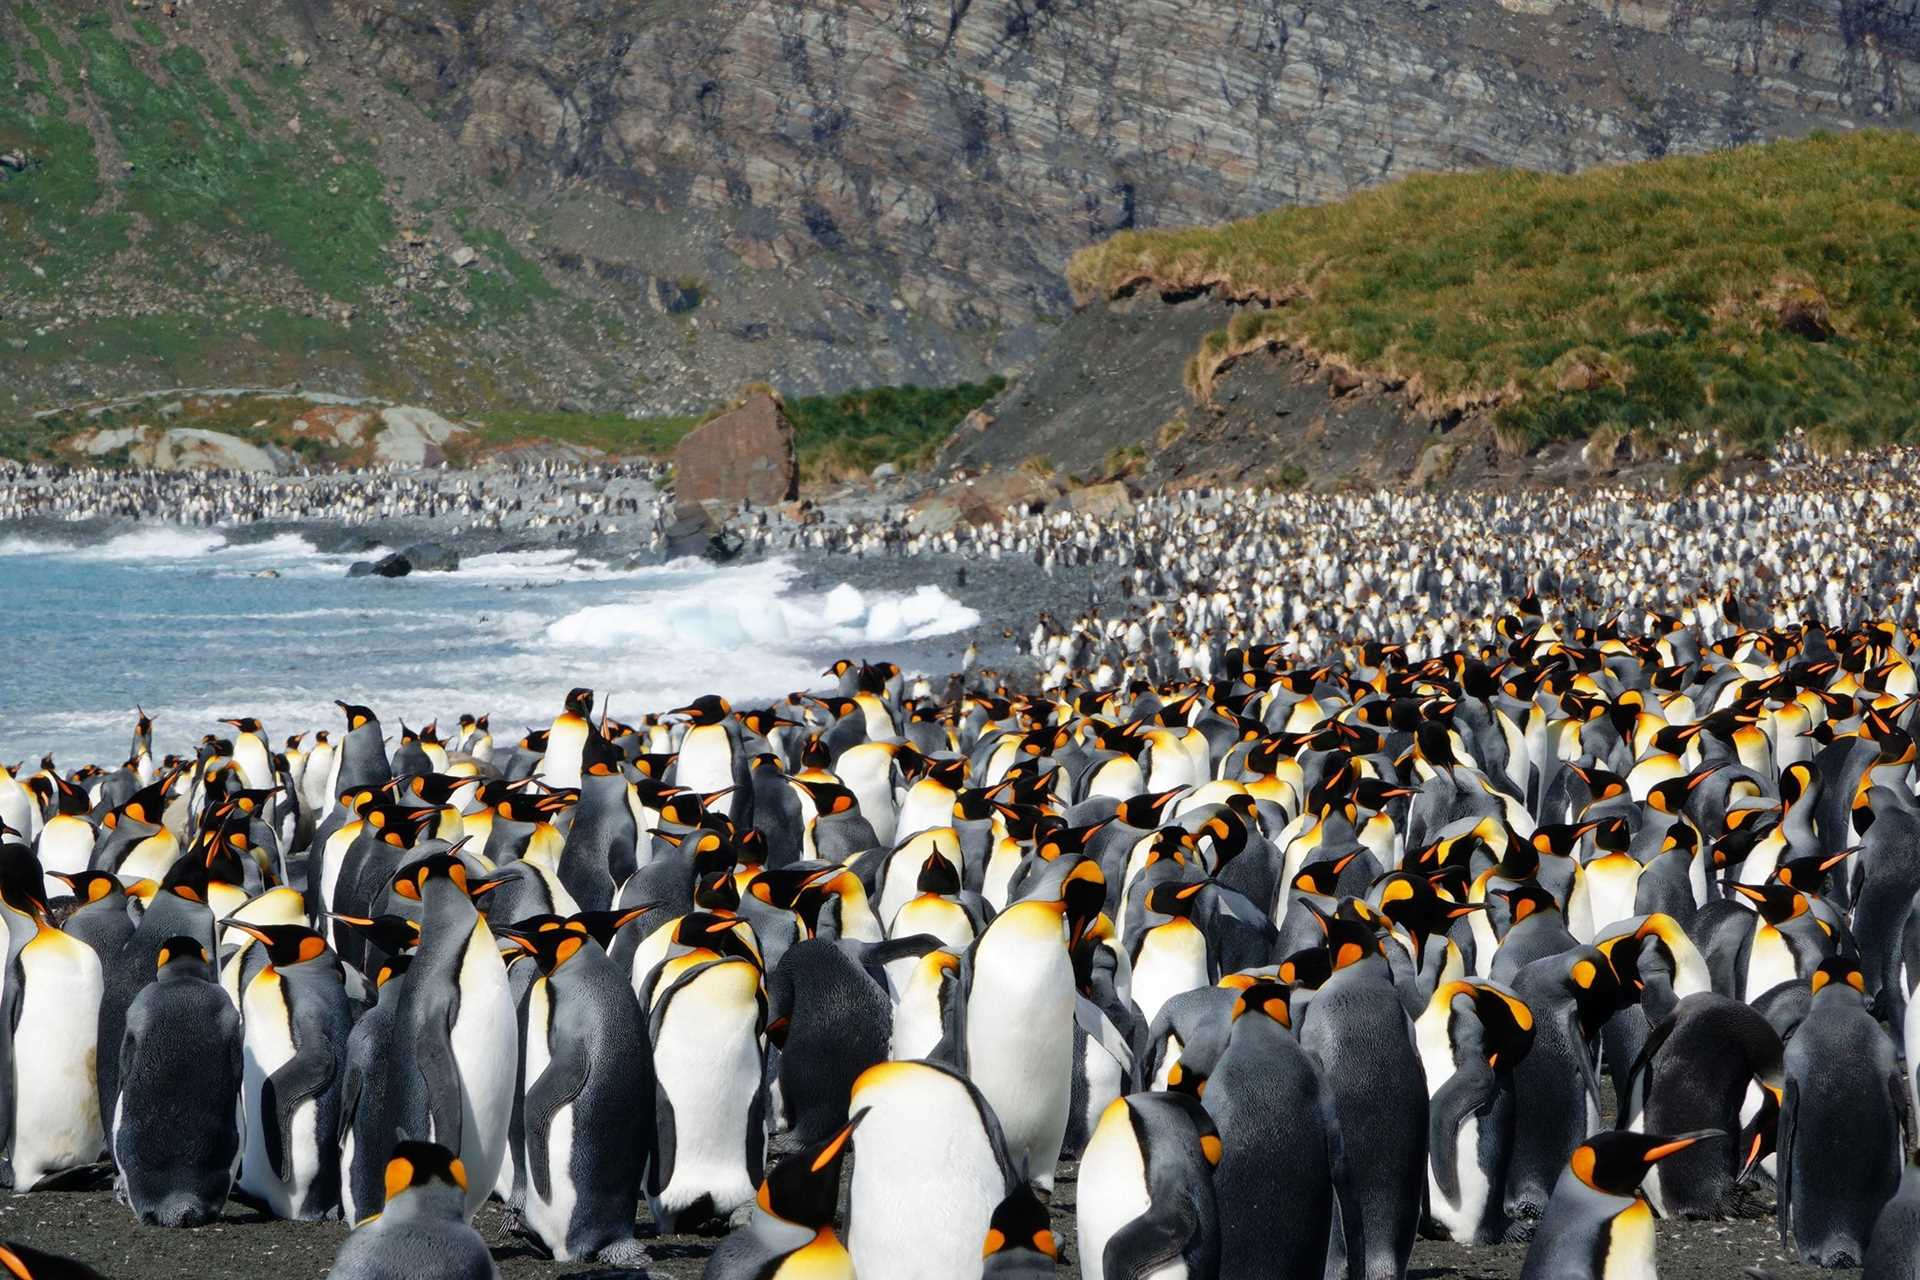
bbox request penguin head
[562,687,595,720]
[1436,980,1536,1069]
[915,851,962,898]
[1809,955,1868,1000]
[381,1140,468,1212]
[581,730,624,777]
[1570,1130,1723,1197]
[758,1110,864,1229]
[1371,871,1481,942]
[336,701,378,733]
[154,937,214,981]
[1142,879,1206,922]
[1729,881,1809,926]
[220,717,263,736]
[981,1180,1057,1263]
[1060,859,1106,947]
[566,905,657,950]
[1494,882,1561,928]
[327,913,422,956]
[374,953,413,991]
[391,852,475,901]
[1229,978,1296,1030]
[1290,851,1359,900]
[671,694,731,726]
[50,871,123,909]
[223,922,331,971]
[669,912,763,968]
[502,917,595,975]
[1308,901,1384,972]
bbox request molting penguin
[328,1142,498,1280]
[112,937,243,1226]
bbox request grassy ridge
[469,378,1007,477]
[1068,131,1920,448]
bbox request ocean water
[0,529,978,767]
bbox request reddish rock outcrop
[672,393,799,506]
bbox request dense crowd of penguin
[4,577,1920,1279]
[0,460,661,533]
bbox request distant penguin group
[12,567,1920,1280]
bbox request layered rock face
[348,0,1919,336]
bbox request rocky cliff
[348,0,1919,328]
[5,0,1916,420]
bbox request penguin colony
[2,439,1920,1277]
[0,460,661,534]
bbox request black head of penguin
[758,1111,863,1229]
[1809,953,1869,999]
[336,701,379,733]
[1372,871,1482,947]
[381,1139,469,1207]
[1729,882,1810,927]
[670,911,764,968]
[1277,945,1334,992]
[1228,977,1297,1030]
[564,905,657,950]
[1773,848,1854,897]
[50,871,123,910]
[0,1240,108,1280]
[487,788,573,826]
[403,774,471,808]
[45,773,89,818]
[982,1180,1059,1269]
[1291,852,1361,900]
[220,716,264,736]
[223,921,333,970]
[1496,883,1563,930]
[670,694,731,727]
[1451,981,1536,1070]
[1304,901,1385,974]
[1570,1130,1724,1197]
[108,773,176,831]
[581,729,624,777]
[1061,859,1107,949]
[391,853,475,903]
[916,851,962,897]
[1143,879,1206,922]
[327,913,423,958]
[562,687,595,720]
[154,936,215,982]
[501,917,596,974]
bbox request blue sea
[0,528,976,768]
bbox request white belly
[1744,927,1798,1000]
[1428,1113,1493,1243]
[848,1068,1006,1280]
[35,818,95,898]
[1131,923,1209,1027]
[449,921,516,1218]
[238,973,317,1216]
[1078,1103,1181,1280]
[11,946,104,1186]
[965,934,1073,1189]
[520,981,582,1256]
[650,961,763,1217]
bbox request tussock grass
[1069,131,1920,448]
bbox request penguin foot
[593,1239,653,1268]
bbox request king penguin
[1519,1130,1719,1280]
[703,1114,861,1280]
[846,1060,1016,1280]
[504,912,655,1265]
[2,912,105,1190]
[231,922,351,1221]
[1076,1091,1222,1280]
[389,854,517,1220]
[328,1142,498,1280]
[112,937,243,1226]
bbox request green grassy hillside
[1068,131,1920,450]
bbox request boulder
[907,469,1058,534]
[72,426,279,472]
[370,553,412,578]
[402,540,461,572]
[1068,481,1132,517]
[374,405,466,466]
[672,392,799,506]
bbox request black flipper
[419,1000,464,1156]
[1428,1066,1498,1208]
[264,1051,337,1184]
[1104,1209,1196,1279]
[524,1045,588,1203]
